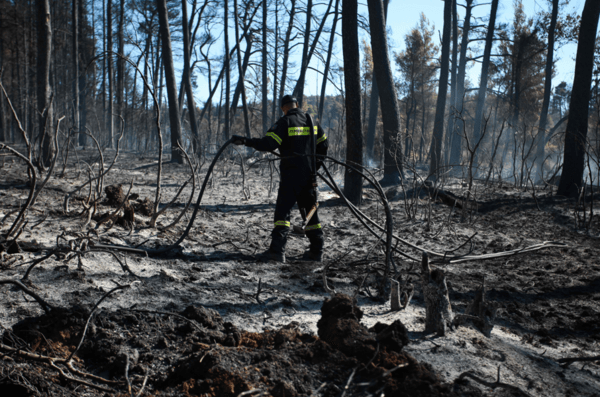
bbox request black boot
[257,249,286,263]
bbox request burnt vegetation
[1,0,600,396]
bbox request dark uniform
[245,107,328,259]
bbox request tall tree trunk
[182,0,200,154]
[279,0,296,101]
[72,0,80,140]
[37,0,54,166]
[342,0,363,205]
[78,0,88,148]
[261,0,268,132]
[318,0,340,123]
[471,0,498,163]
[367,0,403,185]
[271,2,279,123]
[295,0,312,109]
[117,0,124,121]
[157,0,183,163]
[294,0,334,109]
[445,0,458,167]
[534,0,558,178]
[224,0,230,142]
[557,0,600,197]
[0,10,5,143]
[233,0,251,138]
[107,0,114,148]
[429,0,452,179]
[365,0,388,161]
[448,0,473,170]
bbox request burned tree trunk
[421,253,453,336]
[453,279,498,337]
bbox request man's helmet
[280,95,298,107]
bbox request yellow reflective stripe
[288,126,318,136]
[305,223,322,231]
[317,135,327,144]
[266,132,282,145]
[274,220,290,227]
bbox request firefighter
[232,95,328,263]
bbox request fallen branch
[557,356,600,366]
[456,366,533,397]
[0,279,55,314]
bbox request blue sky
[296,0,587,100]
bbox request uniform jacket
[246,108,328,173]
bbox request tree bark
[279,0,296,101]
[557,0,600,197]
[448,0,473,170]
[534,0,558,179]
[295,0,312,109]
[445,0,458,167]
[261,0,268,132]
[471,0,498,163]
[157,0,183,163]
[365,0,388,161]
[367,0,402,185]
[182,0,200,154]
[117,0,124,121]
[36,0,54,166]
[342,0,363,205]
[224,0,231,142]
[233,0,251,138]
[107,0,114,148]
[72,0,80,138]
[318,0,340,122]
[429,0,452,180]
[78,0,88,148]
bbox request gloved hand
[231,135,247,145]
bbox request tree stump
[453,278,498,337]
[421,253,453,336]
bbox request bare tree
[342,0,363,204]
[471,0,499,163]
[36,0,54,166]
[157,0,183,163]
[558,0,600,197]
[367,0,403,185]
[429,0,452,180]
[534,0,559,178]
[182,0,200,154]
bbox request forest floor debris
[1,149,599,396]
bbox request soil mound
[1,296,479,396]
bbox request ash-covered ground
[1,147,599,396]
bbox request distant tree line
[0,0,599,197]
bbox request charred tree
[421,253,453,336]
[157,0,183,163]
[448,0,473,170]
[365,0,389,160]
[471,0,499,162]
[182,0,200,154]
[558,0,600,197]
[72,0,80,141]
[36,0,54,166]
[534,0,559,178]
[342,0,363,205]
[107,0,114,148]
[429,0,452,180]
[367,0,403,185]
